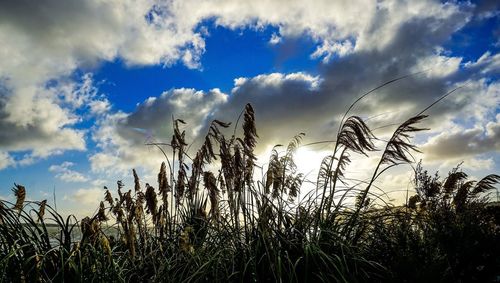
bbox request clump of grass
[366,163,500,282]
[0,194,120,281]
[1,99,499,282]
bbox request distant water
[44,225,119,247]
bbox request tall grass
[1,103,499,282]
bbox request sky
[0,0,499,217]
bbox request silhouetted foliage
[1,104,499,282]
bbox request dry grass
[1,101,499,282]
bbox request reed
[1,101,499,282]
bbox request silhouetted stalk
[315,141,340,237]
[325,147,348,218]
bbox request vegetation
[1,103,499,282]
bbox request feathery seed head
[12,184,26,211]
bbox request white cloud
[457,80,500,123]
[457,157,494,171]
[311,40,354,62]
[0,151,14,170]
[359,1,469,51]
[91,179,108,187]
[0,0,211,167]
[412,53,462,78]
[89,99,111,115]
[0,0,472,85]
[0,0,476,169]
[233,72,321,91]
[49,161,89,183]
[0,93,86,159]
[72,187,103,206]
[269,33,282,45]
[0,72,118,167]
[465,51,500,75]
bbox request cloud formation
[49,161,89,183]
[0,74,111,166]
[90,88,228,173]
[421,114,500,162]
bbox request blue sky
[0,0,498,217]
